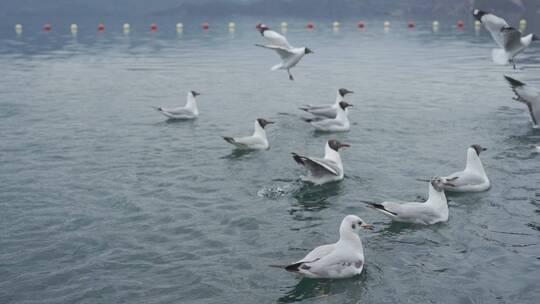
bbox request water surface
[1,19,539,303]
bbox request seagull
[255,23,313,81]
[303,101,352,132]
[223,118,274,150]
[503,75,540,128]
[366,177,450,225]
[154,91,201,120]
[299,88,354,118]
[292,139,348,184]
[473,9,539,69]
[272,215,373,279]
[441,144,491,192]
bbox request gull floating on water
[292,139,348,184]
[442,144,491,192]
[223,118,274,150]
[154,91,201,120]
[473,9,539,69]
[255,23,313,81]
[504,75,540,128]
[366,177,449,225]
[272,215,373,279]
[303,101,352,132]
[299,88,354,118]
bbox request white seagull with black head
[154,91,201,120]
[255,23,313,81]
[223,118,274,150]
[304,101,352,132]
[366,177,450,225]
[504,75,540,128]
[292,139,349,184]
[473,9,539,69]
[300,88,354,118]
[441,144,490,192]
[272,215,373,279]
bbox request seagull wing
[481,13,510,48]
[292,154,340,176]
[299,250,363,278]
[501,27,523,51]
[444,171,486,188]
[504,76,540,125]
[262,30,293,49]
[255,44,294,60]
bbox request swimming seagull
[271,215,373,279]
[292,139,348,184]
[303,101,352,132]
[299,88,354,118]
[441,144,491,192]
[223,118,274,150]
[365,177,449,225]
[255,23,313,81]
[472,9,539,69]
[154,91,201,120]
[503,75,540,128]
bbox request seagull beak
[482,148,487,151]
[266,121,275,124]
[361,223,374,230]
[415,178,430,182]
[532,35,539,41]
[339,143,350,149]
[346,90,354,94]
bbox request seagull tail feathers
[492,49,509,65]
[503,75,525,88]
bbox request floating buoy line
[11,20,530,35]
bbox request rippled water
[1,19,539,303]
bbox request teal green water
[1,20,539,303]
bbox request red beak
[339,144,350,148]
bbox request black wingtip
[370,203,398,216]
[504,75,525,88]
[302,117,314,123]
[292,153,304,165]
[223,136,235,144]
[284,262,302,272]
[299,107,309,112]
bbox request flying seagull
[504,75,540,128]
[473,9,539,69]
[255,23,313,81]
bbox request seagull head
[472,9,486,22]
[338,88,354,97]
[304,47,314,55]
[340,215,374,238]
[532,35,540,42]
[470,144,487,156]
[430,176,451,192]
[339,101,353,110]
[257,118,274,129]
[256,23,269,34]
[328,139,350,152]
[190,91,201,97]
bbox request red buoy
[357,21,365,28]
[98,23,105,32]
[457,20,465,29]
[408,21,415,28]
[43,23,51,32]
[202,22,209,30]
[307,22,314,29]
[151,23,158,32]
